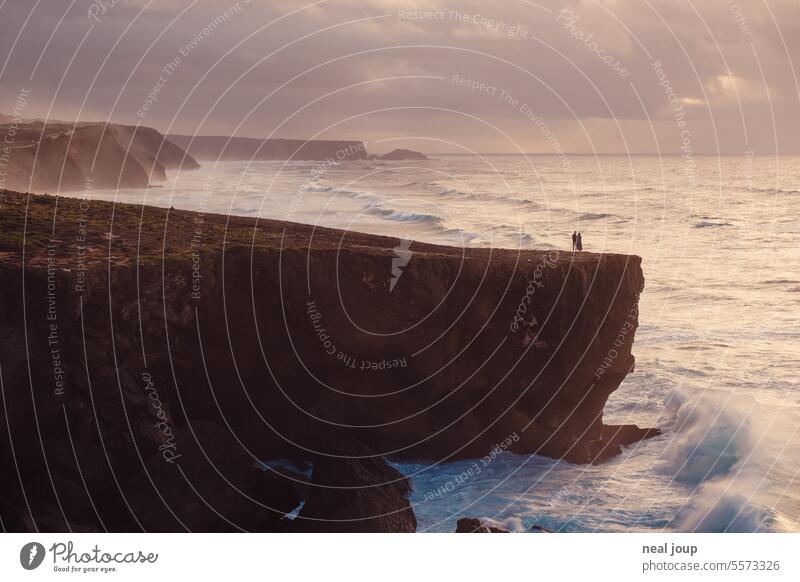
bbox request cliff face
[115,124,201,173]
[166,134,368,161]
[0,191,651,531]
[0,122,199,192]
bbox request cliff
[0,190,654,531]
[373,148,427,161]
[115,124,201,174]
[0,122,199,192]
[166,134,368,161]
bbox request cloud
[1,0,798,153]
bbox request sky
[1,0,799,154]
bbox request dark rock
[601,424,661,447]
[131,421,303,532]
[0,437,136,532]
[0,422,304,532]
[294,435,416,532]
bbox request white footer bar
[1,533,797,581]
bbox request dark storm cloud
[1,0,798,153]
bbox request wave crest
[366,205,444,225]
[661,391,788,532]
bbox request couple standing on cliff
[572,231,583,252]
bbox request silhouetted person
[576,232,583,252]
[571,231,577,251]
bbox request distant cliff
[373,148,427,161]
[167,134,369,161]
[0,190,655,531]
[0,122,199,192]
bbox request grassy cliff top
[0,190,626,271]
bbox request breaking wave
[661,390,788,532]
[366,205,445,225]
[579,212,626,222]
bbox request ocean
[71,153,800,532]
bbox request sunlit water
[69,154,800,532]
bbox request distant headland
[0,116,427,193]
